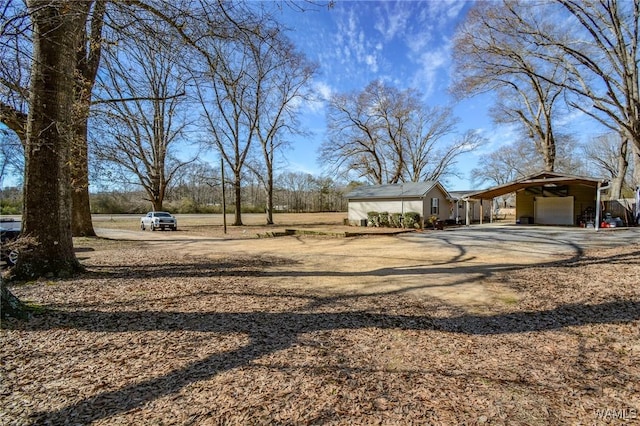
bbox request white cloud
[314,81,333,102]
[428,0,468,22]
[365,54,378,73]
[302,80,333,114]
[374,2,412,41]
[411,48,448,97]
[472,124,521,156]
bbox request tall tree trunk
[632,143,640,190]
[13,1,89,279]
[609,139,629,200]
[233,172,243,226]
[70,0,106,237]
[265,168,274,225]
[71,113,96,237]
[542,133,556,172]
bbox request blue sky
[273,0,496,190]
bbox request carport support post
[479,199,483,225]
[465,198,470,226]
[490,198,494,224]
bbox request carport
[464,171,607,228]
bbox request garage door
[535,196,574,225]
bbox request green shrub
[367,211,379,227]
[378,211,390,227]
[390,213,403,228]
[0,191,23,214]
[403,211,421,229]
[0,202,22,215]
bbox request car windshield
[154,212,172,217]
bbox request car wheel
[172,226,177,231]
[141,223,145,231]
[150,224,155,231]
[8,250,18,266]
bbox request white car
[140,211,177,231]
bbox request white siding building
[345,181,451,226]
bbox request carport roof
[465,171,606,200]
[345,181,449,199]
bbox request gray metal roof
[345,181,444,199]
[448,190,478,200]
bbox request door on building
[534,196,574,225]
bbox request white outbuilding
[345,181,451,226]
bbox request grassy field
[92,212,348,231]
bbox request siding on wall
[347,185,450,224]
[348,198,423,222]
[423,188,449,221]
[516,189,536,220]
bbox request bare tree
[452,0,569,172]
[471,140,542,187]
[321,85,386,185]
[544,0,640,184]
[321,80,476,184]
[245,29,316,224]
[92,16,196,212]
[170,161,221,210]
[195,36,258,226]
[584,133,632,199]
[275,171,315,212]
[471,136,585,187]
[14,0,91,280]
[1,0,106,237]
[459,0,640,186]
[69,0,106,237]
[404,119,483,183]
[0,0,30,143]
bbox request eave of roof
[465,171,606,200]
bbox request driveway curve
[95,224,639,310]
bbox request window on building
[431,198,439,215]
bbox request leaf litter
[1,237,638,425]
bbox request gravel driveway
[96,224,638,309]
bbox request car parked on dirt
[140,211,177,231]
[0,218,21,266]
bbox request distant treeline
[1,175,355,215]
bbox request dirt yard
[2,213,639,425]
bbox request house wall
[348,198,423,223]
[516,189,535,222]
[346,184,450,225]
[422,187,449,221]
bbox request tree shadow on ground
[11,298,639,424]
[7,237,639,424]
